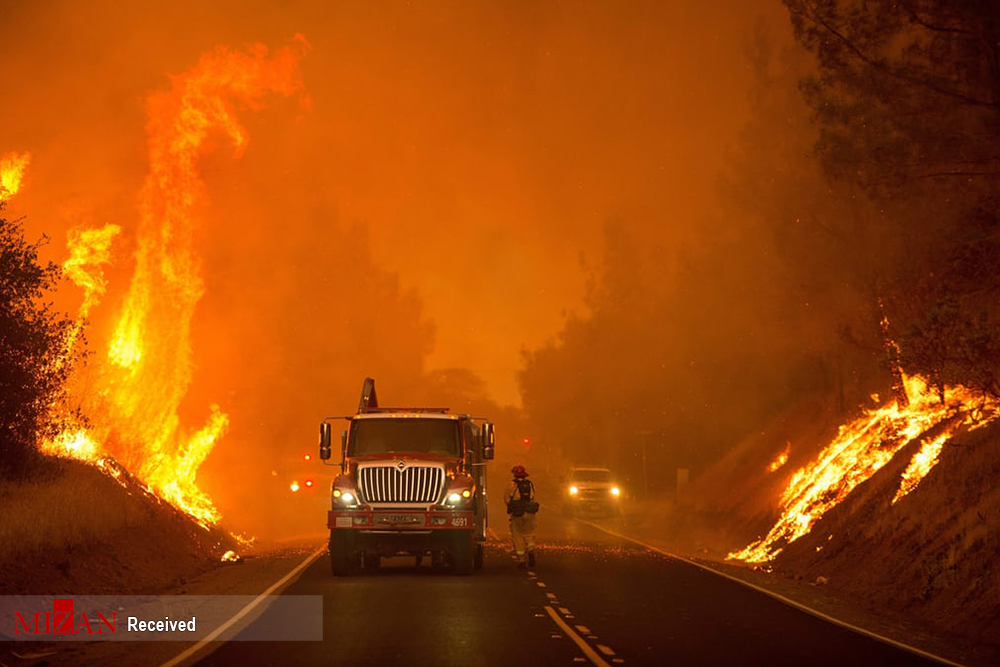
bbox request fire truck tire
[474,544,484,570]
[329,531,358,576]
[452,531,474,575]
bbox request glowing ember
[0,151,30,201]
[730,375,999,563]
[767,444,790,472]
[42,38,308,529]
[892,433,948,505]
[290,481,301,493]
[232,533,255,548]
[220,550,240,562]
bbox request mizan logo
[14,598,117,635]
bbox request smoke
[2,1,810,538]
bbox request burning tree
[0,209,82,477]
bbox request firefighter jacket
[504,478,539,517]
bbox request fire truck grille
[359,465,445,504]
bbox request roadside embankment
[588,412,1000,666]
[0,457,236,595]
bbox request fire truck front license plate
[380,514,422,525]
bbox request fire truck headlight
[610,486,620,497]
[569,485,578,495]
[340,491,355,504]
[444,487,473,506]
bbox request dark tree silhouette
[785,0,1000,396]
[0,208,78,477]
[785,0,1000,190]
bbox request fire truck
[318,378,495,575]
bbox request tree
[785,0,1000,395]
[785,0,1000,191]
[0,209,78,476]
[900,297,1000,401]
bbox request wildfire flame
[892,433,948,505]
[0,151,30,201]
[58,223,123,357]
[46,429,100,460]
[41,38,308,528]
[767,444,790,472]
[730,374,999,563]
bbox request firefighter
[504,464,538,568]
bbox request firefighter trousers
[509,513,537,562]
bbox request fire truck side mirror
[319,422,332,460]
[482,422,495,460]
[341,430,348,461]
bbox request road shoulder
[574,514,1000,667]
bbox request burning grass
[729,374,1000,563]
[613,391,1000,659]
[767,417,1000,653]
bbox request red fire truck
[318,378,495,575]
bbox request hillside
[0,457,237,595]
[636,392,1000,656]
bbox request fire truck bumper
[328,509,474,532]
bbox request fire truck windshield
[348,419,461,457]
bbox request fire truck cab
[318,378,495,575]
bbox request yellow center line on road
[543,605,612,667]
[159,543,327,667]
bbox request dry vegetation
[0,458,235,594]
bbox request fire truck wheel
[474,544,484,570]
[452,531,474,575]
[329,531,358,576]
[363,552,380,570]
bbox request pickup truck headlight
[569,485,579,495]
[610,486,620,497]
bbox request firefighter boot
[528,550,536,567]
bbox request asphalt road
[191,510,942,667]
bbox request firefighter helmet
[511,465,529,478]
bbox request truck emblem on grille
[396,460,407,471]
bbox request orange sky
[0,0,788,406]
